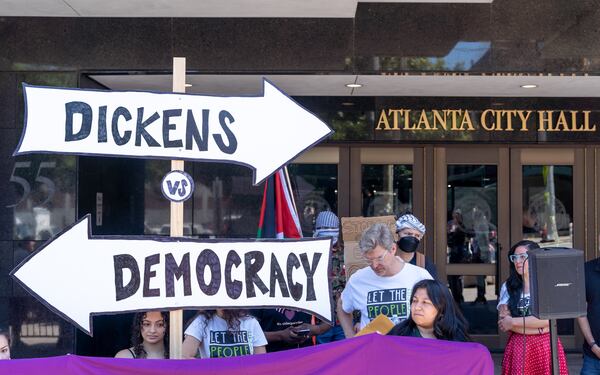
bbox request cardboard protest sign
[10,215,333,336]
[15,80,333,185]
[341,215,396,279]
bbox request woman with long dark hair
[497,240,568,374]
[0,329,10,360]
[115,311,169,359]
[182,309,267,359]
[388,279,471,341]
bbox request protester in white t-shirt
[182,309,267,359]
[338,223,432,337]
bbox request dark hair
[191,309,250,333]
[506,240,540,316]
[388,279,471,342]
[0,329,10,346]
[131,311,169,359]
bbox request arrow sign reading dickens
[10,215,333,336]
[15,80,333,185]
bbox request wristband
[591,341,596,348]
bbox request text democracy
[65,102,238,154]
[113,249,322,303]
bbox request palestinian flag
[257,168,302,239]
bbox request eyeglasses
[509,254,528,263]
[363,251,389,265]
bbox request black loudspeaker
[528,247,586,319]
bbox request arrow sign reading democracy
[15,80,333,185]
[10,215,333,336]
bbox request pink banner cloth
[0,333,493,374]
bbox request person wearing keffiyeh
[395,213,437,278]
[312,211,346,343]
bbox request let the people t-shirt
[341,261,432,329]
[184,315,267,358]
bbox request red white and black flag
[257,168,302,239]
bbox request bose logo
[555,283,572,287]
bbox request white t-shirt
[341,261,433,329]
[497,282,531,316]
[184,314,267,358]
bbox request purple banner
[0,334,493,375]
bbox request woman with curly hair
[182,309,267,358]
[115,311,169,359]
[497,240,568,374]
[388,279,471,342]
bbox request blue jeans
[581,354,600,375]
[316,325,345,344]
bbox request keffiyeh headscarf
[395,214,426,235]
[313,211,340,245]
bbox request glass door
[435,147,509,348]
[289,147,340,237]
[351,146,423,221]
[510,147,584,351]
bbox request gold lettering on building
[480,109,495,131]
[432,110,447,130]
[583,111,596,131]
[416,110,431,130]
[375,108,598,134]
[376,109,391,130]
[389,109,403,130]
[517,110,532,131]
[460,110,475,130]
[538,111,554,131]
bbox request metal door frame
[433,146,509,349]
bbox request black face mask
[398,236,420,253]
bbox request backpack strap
[416,252,425,268]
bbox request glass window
[10,155,77,241]
[449,274,498,334]
[447,165,498,265]
[144,161,264,238]
[1,73,79,358]
[191,163,263,238]
[362,164,412,217]
[522,165,574,335]
[288,164,338,237]
[522,166,573,249]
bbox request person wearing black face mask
[395,213,438,279]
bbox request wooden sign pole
[169,56,186,359]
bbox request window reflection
[288,164,338,237]
[10,156,76,241]
[452,274,498,335]
[522,166,573,248]
[144,161,263,238]
[192,164,263,238]
[362,165,412,217]
[8,241,74,358]
[446,165,498,265]
[374,41,491,72]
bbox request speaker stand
[550,319,559,375]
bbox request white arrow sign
[16,80,333,185]
[11,215,333,336]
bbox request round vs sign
[161,170,194,202]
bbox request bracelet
[591,341,597,348]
